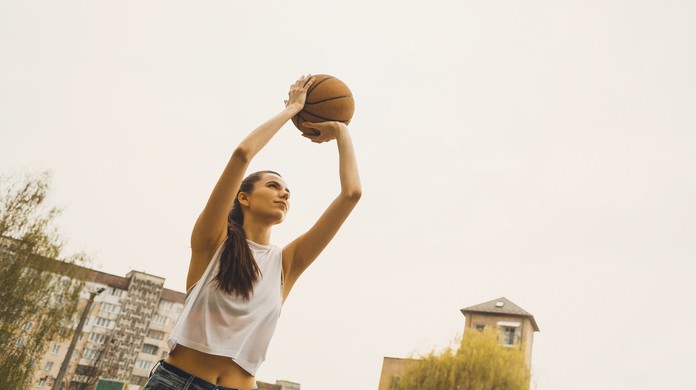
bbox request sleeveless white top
[167,240,283,376]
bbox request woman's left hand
[284,74,315,114]
[301,121,347,144]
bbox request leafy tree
[396,329,531,390]
[0,172,89,390]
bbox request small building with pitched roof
[377,297,539,389]
[460,297,540,367]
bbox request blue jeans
[143,360,257,390]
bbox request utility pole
[52,287,105,390]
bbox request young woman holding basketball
[143,74,361,390]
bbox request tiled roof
[461,297,540,331]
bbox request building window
[108,287,123,297]
[159,301,173,310]
[152,314,167,325]
[51,344,60,354]
[147,329,164,340]
[474,324,485,331]
[100,303,121,314]
[16,337,24,347]
[44,361,54,371]
[89,333,107,344]
[22,322,33,331]
[142,344,158,355]
[37,378,46,387]
[503,327,516,345]
[83,348,100,360]
[95,317,114,328]
[136,359,153,370]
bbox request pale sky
[2,1,695,389]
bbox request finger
[302,76,315,89]
[302,121,325,129]
[303,129,320,136]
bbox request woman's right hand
[301,121,348,144]
[284,74,315,114]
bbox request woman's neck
[242,219,272,245]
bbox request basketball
[292,74,355,134]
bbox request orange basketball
[292,74,355,134]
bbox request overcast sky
[2,1,695,389]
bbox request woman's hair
[214,170,280,300]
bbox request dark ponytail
[214,170,280,300]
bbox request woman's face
[245,173,290,224]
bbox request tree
[0,172,90,390]
[396,329,531,390]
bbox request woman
[143,74,361,390]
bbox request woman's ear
[238,192,250,207]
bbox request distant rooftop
[461,297,540,331]
[1,235,185,303]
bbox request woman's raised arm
[282,121,362,298]
[190,75,314,254]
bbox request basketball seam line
[306,95,353,105]
[296,113,319,135]
[300,110,351,123]
[307,76,334,95]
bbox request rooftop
[461,297,540,331]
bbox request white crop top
[167,240,283,376]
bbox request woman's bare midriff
[165,344,256,389]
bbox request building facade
[31,267,185,390]
[460,296,540,368]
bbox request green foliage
[0,172,89,390]
[397,329,530,390]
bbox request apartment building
[31,268,185,389]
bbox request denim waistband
[158,359,254,390]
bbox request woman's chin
[267,211,286,225]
